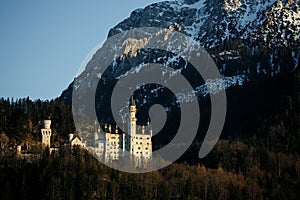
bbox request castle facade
[39,97,152,164]
[94,97,152,163]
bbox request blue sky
[0,0,163,100]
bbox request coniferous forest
[0,69,299,199]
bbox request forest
[0,69,299,199]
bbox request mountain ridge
[59,1,299,142]
[60,0,299,104]
[108,0,300,49]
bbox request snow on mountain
[108,0,299,49]
[61,0,300,120]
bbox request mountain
[59,0,299,150]
[106,0,299,75]
[108,0,299,49]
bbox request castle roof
[69,133,81,141]
[71,136,81,142]
[130,96,135,106]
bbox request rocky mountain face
[107,0,299,75]
[109,0,299,47]
[59,0,299,144]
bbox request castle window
[138,147,140,149]
[145,147,148,150]
[147,137,150,140]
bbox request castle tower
[41,119,52,148]
[129,97,137,155]
[129,96,137,136]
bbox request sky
[0,0,163,100]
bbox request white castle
[41,118,85,150]
[93,97,153,163]
[40,97,152,163]
[41,119,52,148]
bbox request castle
[93,97,153,164]
[40,119,85,150]
[40,97,152,163]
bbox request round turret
[43,120,51,129]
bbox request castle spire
[130,96,135,106]
[129,96,137,137]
